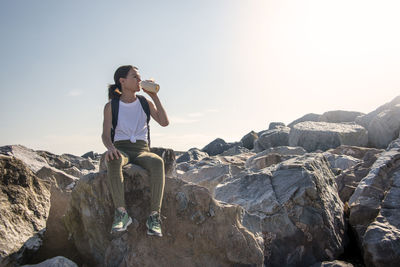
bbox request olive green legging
[105,139,165,213]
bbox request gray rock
[349,140,400,266]
[215,153,346,266]
[220,146,250,156]
[320,110,364,123]
[322,152,361,171]
[254,126,290,152]
[63,164,264,266]
[61,154,95,171]
[202,138,233,156]
[21,256,78,267]
[289,121,368,152]
[334,147,383,203]
[288,113,321,128]
[176,148,208,163]
[240,131,258,150]
[268,122,286,130]
[356,95,400,148]
[81,151,98,160]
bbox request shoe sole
[146,220,162,237]
[111,216,132,233]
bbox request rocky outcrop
[349,138,400,266]
[215,153,346,266]
[0,155,51,267]
[356,95,400,148]
[289,122,368,152]
[63,163,264,266]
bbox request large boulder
[63,164,264,266]
[289,121,368,152]
[215,153,346,266]
[320,110,364,123]
[349,138,400,266]
[254,126,290,152]
[240,131,258,150]
[201,138,238,156]
[0,155,51,267]
[356,96,400,148]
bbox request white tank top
[114,98,148,143]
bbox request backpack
[110,95,151,147]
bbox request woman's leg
[133,151,165,213]
[105,149,130,210]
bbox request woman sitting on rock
[101,65,169,237]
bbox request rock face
[254,126,290,152]
[349,139,400,266]
[215,153,346,266]
[63,164,264,266]
[289,121,368,152]
[356,95,400,148]
[320,110,364,123]
[0,155,51,267]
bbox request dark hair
[107,65,138,100]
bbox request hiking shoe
[146,212,163,237]
[110,209,132,233]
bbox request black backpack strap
[110,98,120,143]
[137,95,151,147]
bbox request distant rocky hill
[1,96,400,266]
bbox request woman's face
[121,68,142,92]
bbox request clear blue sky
[1,0,399,155]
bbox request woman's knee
[106,156,124,169]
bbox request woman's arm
[144,92,169,127]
